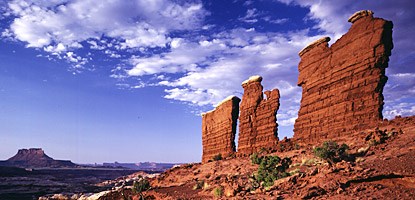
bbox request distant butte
[0,148,78,168]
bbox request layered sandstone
[237,76,280,156]
[201,96,240,163]
[294,10,393,142]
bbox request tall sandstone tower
[237,76,280,156]
[201,96,240,163]
[294,10,393,142]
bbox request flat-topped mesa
[4,148,77,168]
[238,76,280,156]
[202,96,240,163]
[294,10,393,142]
[9,148,52,161]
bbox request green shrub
[213,186,223,197]
[288,168,301,175]
[259,147,268,154]
[250,153,263,165]
[212,153,222,161]
[369,139,380,146]
[301,158,321,166]
[253,156,292,188]
[313,141,349,165]
[132,176,151,194]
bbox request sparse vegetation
[250,153,262,165]
[289,168,301,175]
[213,186,223,197]
[365,128,399,146]
[212,153,223,161]
[313,141,349,165]
[132,176,151,200]
[192,180,204,190]
[301,158,322,166]
[369,139,380,146]
[251,155,292,188]
[259,147,268,154]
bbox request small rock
[301,186,326,199]
[308,168,318,176]
[336,187,343,194]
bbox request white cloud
[384,102,415,119]
[125,27,324,127]
[239,8,259,23]
[278,117,297,126]
[275,0,351,40]
[170,38,183,49]
[87,40,106,50]
[390,73,415,79]
[126,38,228,76]
[3,0,207,69]
[263,17,289,24]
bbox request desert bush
[132,176,151,194]
[212,153,222,161]
[192,180,204,190]
[288,168,301,175]
[250,153,263,165]
[258,147,268,154]
[313,141,349,165]
[300,158,323,166]
[213,186,223,197]
[369,139,380,146]
[253,156,292,188]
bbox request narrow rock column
[237,76,280,156]
[202,96,240,163]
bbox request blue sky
[0,0,414,163]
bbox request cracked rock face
[201,96,240,163]
[294,11,393,142]
[237,76,280,156]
